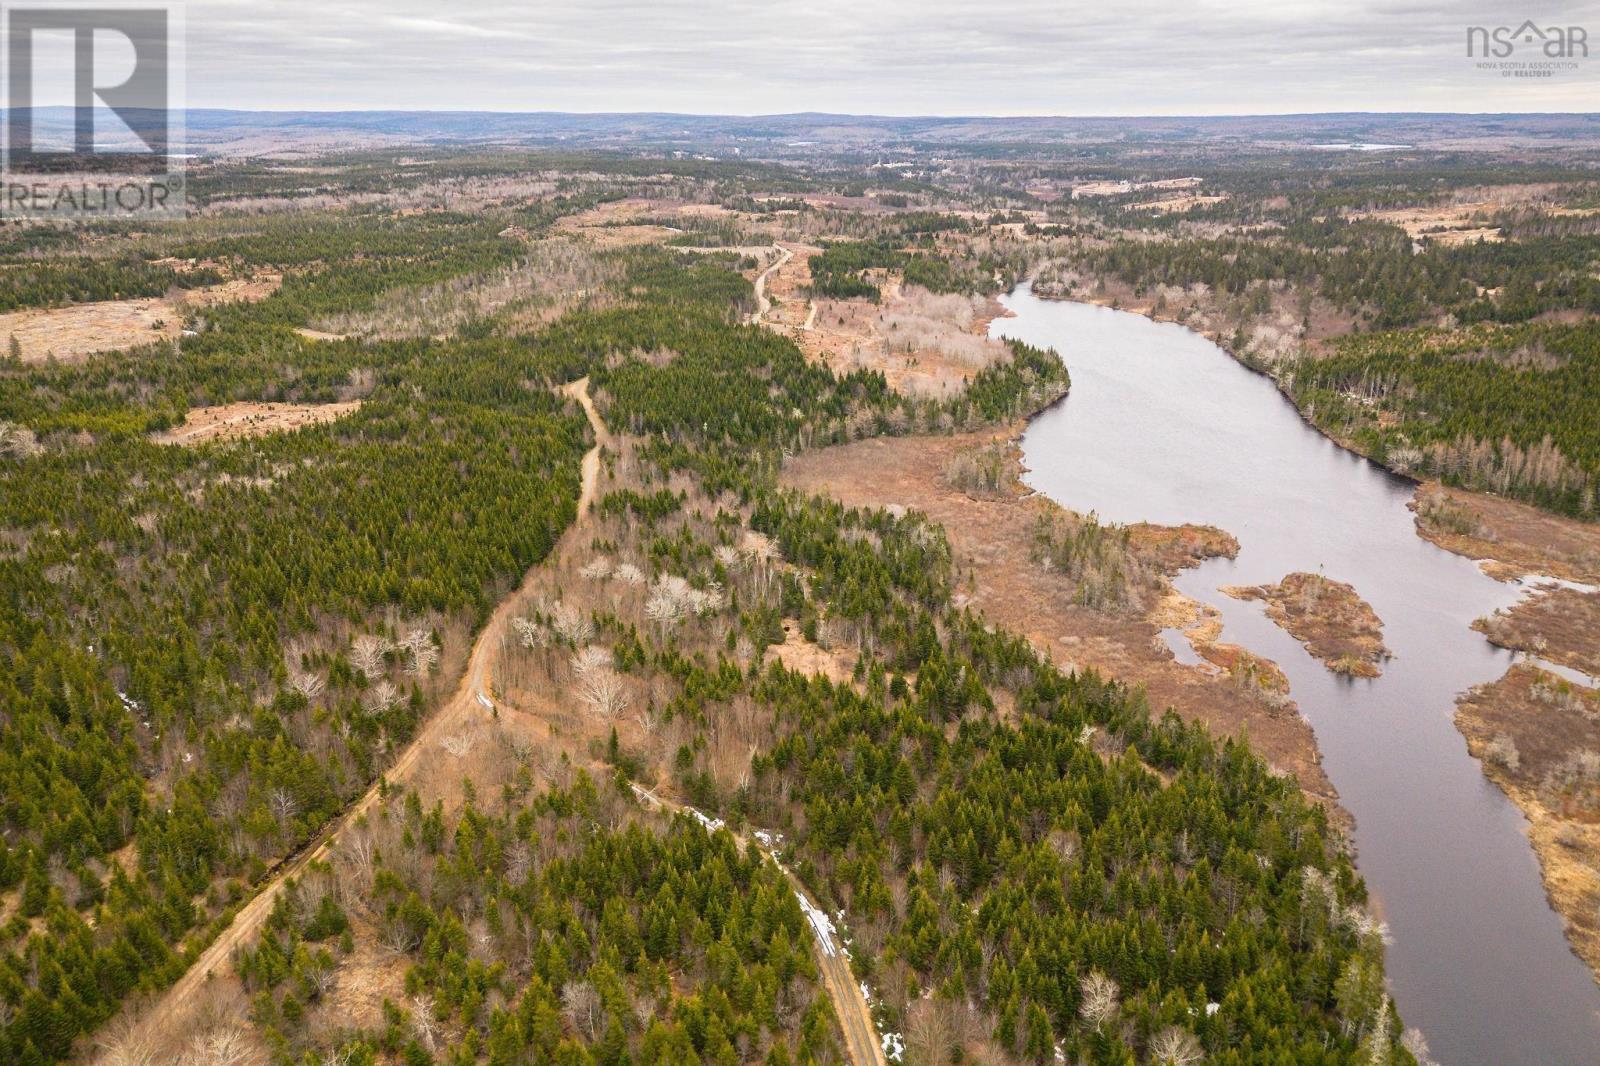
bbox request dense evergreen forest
[1287,321,1600,517]
[236,782,839,1066]
[1064,222,1600,332]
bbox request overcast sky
[181,0,1600,114]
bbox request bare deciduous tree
[1148,1025,1204,1065]
[505,840,533,884]
[734,635,756,666]
[742,532,782,590]
[905,999,954,1066]
[512,616,547,649]
[335,825,379,896]
[644,592,684,631]
[562,980,603,1041]
[571,645,611,677]
[302,951,337,1000]
[269,787,299,826]
[288,669,326,702]
[350,633,389,677]
[402,629,439,677]
[94,1029,158,1066]
[381,919,420,956]
[550,603,595,645]
[363,678,399,714]
[179,1026,262,1066]
[0,421,42,460]
[1402,1028,1437,1066]
[579,669,630,719]
[410,995,438,1052]
[1078,970,1120,1030]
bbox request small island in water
[1225,572,1391,677]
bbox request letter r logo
[4,7,169,172]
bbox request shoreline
[782,424,1346,826]
[1018,283,1600,990]
[1035,284,1599,583]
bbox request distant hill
[7,107,1599,158]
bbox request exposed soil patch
[782,429,1341,813]
[554,198,742,249]
[761,242,1013,399]
[1073,177,1202,199]
[1476,586,1600,680]
[177,273,283,307]
[0,274,281,364]
[152,401,362,446]
[1127,194,1229,213]
[294,327,348,342]
[767,623,859,688]
[1412,481,1600,585]
[1225,572,1391,677]
[1456,664,1600,979]
[0,298,178,363]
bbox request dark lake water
[995,284,1600,1065]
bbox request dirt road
[123,380,610,1049]
[629,784,887,1066]
[561,376,609,516]
[749,244,794,325]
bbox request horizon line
[10,106,1600,121]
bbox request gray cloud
[183,0,1600,113]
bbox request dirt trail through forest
[749,244,794,325]
[122,379,609,1050]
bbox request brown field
[760,241,1014,399]
[1,274,282,364]
[1225,572,1391,677]
[152,401,362,446]
[0,298,177,362]
[782,429,1341,813]
[1355,202,1504,241]
[1352,184,1590,243]
[1411,481,1600,584]
[177,273,282,307]
[1073,176,1201,199]
[1127,194,1229,213]
[554,198,743,248]
[553,198,678,246]
[293,327,349,342]
[1456,664,1600,977]
[1350,191,1500,238]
